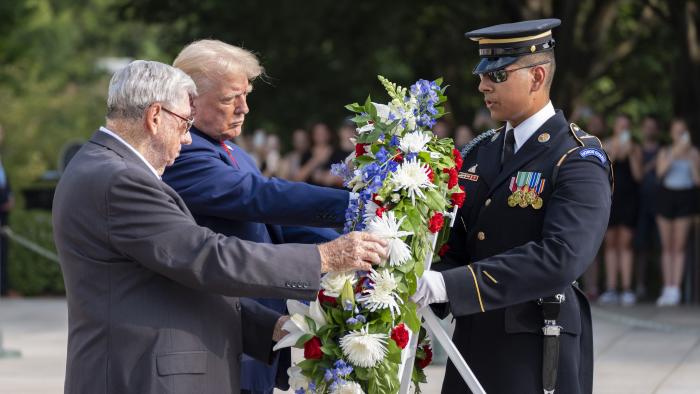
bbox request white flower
[340,325,388,368]
[331,381,366,394]
[365,211,412,266]
[287,366,310,391]
[373,102,391,122]
[356,123,374,133]
[357,269,403,318]
[321,271,357,297]
[273,299,326,350]
[390,159,437,204]
[363,200,381,225]
[399,131,432,153]
[347,169,365,192]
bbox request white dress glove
[410,270,448,308]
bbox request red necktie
[219,141,239,168]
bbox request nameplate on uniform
[579,148,606,164]
[458,172,479,182]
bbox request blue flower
[389,135,400,147]
[375,147,389,163]
[324,369,334,382]
[346,317,358,325]
[355,314,367,324]
[343,299,354,311]
[295,389,305,394]
[406,152,418,161]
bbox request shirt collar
[505,101,555,152]
[99,126,161,179]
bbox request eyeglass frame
[480,60,551,84]
[161,106,195,133]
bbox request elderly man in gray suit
[52,60,386,394]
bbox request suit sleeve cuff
[442,265,485,317]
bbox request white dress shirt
[99,126,161,179]
[505,101,555,153]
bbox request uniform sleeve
[441,152,611,317]
[106,167,321,300]
[164,149,349,228]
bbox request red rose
[318,289,337,305]
[438,244,450,257]
[391,323,410,349]
[304,336,323,360]
[416,345,433,369]
[427,167,435,183]
[453,148,463,170]
[393,153,403,163]
[428,212,444,233]
[375,206,386,218]
[443,167,458,189]
[451,191,466,208]
[355,143,366,157]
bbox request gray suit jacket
[52,130,321,394]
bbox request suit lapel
[487,111,566,195]
[474,128,504,191]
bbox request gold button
[485,198,491,206]
[477,231,486,241]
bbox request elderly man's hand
[318,232,388,272]
[272,315,290,342]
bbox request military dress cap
[465,18,561,74]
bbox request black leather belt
[538,294,565,394]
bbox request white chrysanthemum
[390,159,437,204]
[320,271,357,297]
[273,299,327,351]
[331,381,366,394]
[366,211,413,266]
[399,131,432,153]
[340,325,388,368]
[287,366,310,391]
[357,269,403,318]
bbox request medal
[532,197,543,209]
[507,194,517,207]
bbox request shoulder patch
[579,147,607,164]
[460,126,502,158]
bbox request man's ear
[530,66,547,93]
[144,103,162,135]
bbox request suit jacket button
[477,231,486,241]
[485,198,491,206]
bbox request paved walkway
[1,299,699,393]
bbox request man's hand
[318,232,388,272]
[272,315,290,343]
[410,270,448,308]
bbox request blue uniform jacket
[162,128,348,391]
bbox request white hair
[173,39,263,93]
[106,60,197,120]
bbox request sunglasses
[481,60,551,83]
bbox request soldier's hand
[318,232,388,273]
[411,270,449,308]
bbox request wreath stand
[397,207,486,394]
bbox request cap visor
[472,56,519,75]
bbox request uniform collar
[505,101,555,153]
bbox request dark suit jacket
[162,128,346,390]
[52,130,322,394]
[437,111,611,394]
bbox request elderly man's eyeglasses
[481,60,551,84]
[162,107,195,133]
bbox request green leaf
[295,333,314,348]
[386,336,402,363]
[404,302,420,332]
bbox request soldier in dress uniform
[411,19,612,394]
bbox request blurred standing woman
[600,115,642,305]
[655,118,700,306]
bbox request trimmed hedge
[7,209,64,296]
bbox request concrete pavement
[1,298,699,393]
